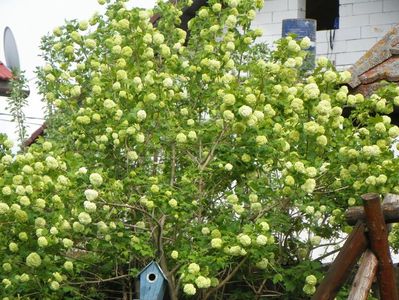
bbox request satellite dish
[4,26,20,70]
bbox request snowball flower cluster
[89,173,103,186]
[224,163,233,171]
[195,276,211,288]
[26,252,42,268]
[136,110,147,122]
[362,145,381,157]
[256,234,268,246]
[301,179,316,194]
[256,258,269,269]
[37,236,48,247]
[0,202,10,214]
[45,156,59,169]
[78,212,92,224]
[211,238,223,249]
[300,36,311,49]
[176,133,187,143]
[303,83,320,99]
[237,234,251,246]
[84,189,99,201]
[171,250,179,259]
[84,201,97,212]
[238,105,253,118]
[223,93,236,105]
[316,100,332,115]
[104,99,116,109]
[310,235,321,246]
[303,274,318,295]
[64,261,74,271]
[188,263,200,274]
[183,283,196,295]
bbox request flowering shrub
[1,0,399,299]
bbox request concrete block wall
[252,0,399,69]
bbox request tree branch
[203,257,248,300]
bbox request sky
[0,0,156,145]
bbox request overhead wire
[0,118,43,126]
[0,112,44,121]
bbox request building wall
[252,0,399,69]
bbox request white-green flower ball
[26,252,42,268]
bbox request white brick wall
[252,0,399,69]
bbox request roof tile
[0,62,12,81]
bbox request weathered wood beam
[311,222,368,300]
[345,194,399,225]
[362,193,399,300]
[348,250,378,300]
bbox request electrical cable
[0,112,44,121]
[0,118,43,126]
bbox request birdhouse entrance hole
[147,273,157,283]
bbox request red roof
[0,62,12,81]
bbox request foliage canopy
[1,0,399,299]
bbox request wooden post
[311,222,368,300]
[362,193,399,300]
[348,250,378,300]
[345,194,399,225]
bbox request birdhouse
[138,261,167,300]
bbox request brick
[329,40,348,53]
[369,12,399,25]
[272,10,300,23]
[339,4,353,17]
[346,38,377,51]
[316,27,360,43]
[263,0,289,12]
[340,14,370,28]
[353,1,383,15]
[316,39,347,55]
[316,31,329,43]
[340,0,379,3]
[361,24,393,38]
[383,0,399,12]
[262,23,284,36]
[297,8,306,19]
[335,51,364,66]
[335,27,361,41]
[252,12,273,25]
[288,0,305,10]
[316,42,329,55]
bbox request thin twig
[170,144,176,186]
[204,257,248,300]
[200,128,227,171]
[68,274,130,285]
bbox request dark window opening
[306,0,339,31]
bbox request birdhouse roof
[138,261,168,280]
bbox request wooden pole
[347,250,378,300]
[346,195,399,225]
[362,193,399,300]
[311,222,368,300]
